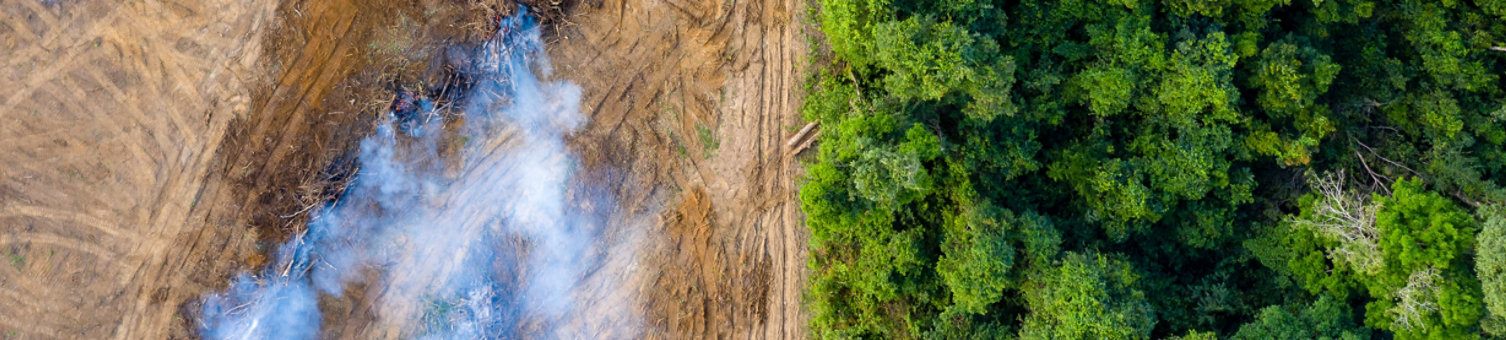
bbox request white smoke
[198,9,629,339]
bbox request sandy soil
[0,0,275,338]
[0,0,477,337]
[0,0,811,337]
[548,0,813,336]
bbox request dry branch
[1355,139,1420,176]
[1355,148,1392,195]
[1294,171,1385,274]
[1391,267,1442,331]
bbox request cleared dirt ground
[0,0,470,337]
[548,0,813,336]
[1,0,275,338]
[0,0,810,337]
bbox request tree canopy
[800,0,1506,338]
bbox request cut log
[790,131,821,156]
[786,121,819,147]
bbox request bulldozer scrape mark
[0,0,275,338]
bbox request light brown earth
[0,0,811,338]
[0,0,477,337]
[0,0,276,338]
[548,0,813,336]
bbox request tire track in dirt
[191,2,512,338]
[3,0,810,337]
[549,0,810,336]
[1,205,140,245]
[0,0,276,338]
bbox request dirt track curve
[0,0,275,338]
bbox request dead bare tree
[1391,266,1442,331]
[1292,171,1385,274]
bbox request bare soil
[547,0,813,336]
[0,0,277,337]
[0,0,487,337]
[0,0,811,338]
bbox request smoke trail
[198,10,626,339]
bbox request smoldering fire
[197,9,629,339]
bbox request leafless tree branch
[1392,267,1442,331]
[1293,171,1385,274]
[1355,139,1420,176]
[1355,148,1393,195]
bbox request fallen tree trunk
[790,131,821,157]
[786,121,819,147]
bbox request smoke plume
[198,10,630,339]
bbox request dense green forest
[797,0,1506,338]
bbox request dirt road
[0,0,275,338]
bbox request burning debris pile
[197,8,628,339]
